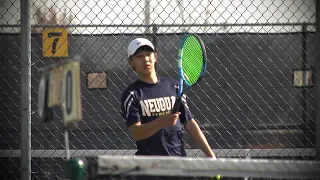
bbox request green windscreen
[181,35,204,85]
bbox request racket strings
[181,36,204,85]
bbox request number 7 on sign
[48,32,62,54]
[42,28,68,57]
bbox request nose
[143,55,150,62]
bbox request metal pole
[301,23,308,147]
[20,0,31,179]
[316,1,320,161]
[0,22,314,28]
[152,25,158,47]
[152,25,158,71]
[144,0,151,33]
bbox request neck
[138,72,158,84]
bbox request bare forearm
[185,120,216,158]
[128,113,180,142]
[129,120,162,141]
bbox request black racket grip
[171,97,182,114]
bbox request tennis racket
[171,34,207,113]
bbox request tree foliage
[32,5,75,33]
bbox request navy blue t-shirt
[120,76,193,156]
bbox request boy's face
[129,49,157,76]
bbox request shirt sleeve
[179,94,193,123]
[121,90,141,127]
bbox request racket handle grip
[171,97,182,114]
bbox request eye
[135,54,143,58]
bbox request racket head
[177,34,207,96]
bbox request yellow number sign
[42,28,68,57]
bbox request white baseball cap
[127,38,155,58]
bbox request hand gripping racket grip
[171,96,182,114]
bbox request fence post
[20,0,31,179]
[316,1,320,160]
[301,23,308,147]
[152,25,158,48]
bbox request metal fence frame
[20,1,31,179]
[316,1,320,161]
[0,1,318,180]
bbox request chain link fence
[0,0,318,179]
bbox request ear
[128,58,134,69]
[154,52,157,62]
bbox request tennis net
[1,149,317,179]
[90,155,320,180]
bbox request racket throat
[171,96,182,114]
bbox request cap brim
[131,45,155,57]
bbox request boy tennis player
[120,37,216,159]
